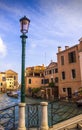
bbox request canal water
[0,93,47,110]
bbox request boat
[7,91,18,98]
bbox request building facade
[57,38,82,98]
[25,65,45,94]
[25,37,82,99]
[41,61,59,99]
[5,70,18,90]
[44,61,58,86]
[25,62,59,99]
[0,69,18,92]
[0,72,6,92]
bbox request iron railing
[26,103,40,129]
[48,92,82,127]
[0,103,19,130]
[0,103,40,130]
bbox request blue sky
[0,0,82,82]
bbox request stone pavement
[49,114,82,130]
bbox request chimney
[58,46,62,52]
[79,37,82,44]
[65,46,69,50]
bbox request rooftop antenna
[45,52,46,66]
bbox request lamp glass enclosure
[20,16,30,34]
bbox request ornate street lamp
[20,16,30,102]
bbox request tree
[49,82,55,88]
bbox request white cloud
[0,37,7,57]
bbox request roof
[5,69,18,74]
[46,61,57,69]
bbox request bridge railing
[0,103,19,130]
[48,90,82,127]
[26,103,40,129]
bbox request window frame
[68,51,76,63]
[71,69,76,79]
[61,55,64,65]
[62,71,66,80]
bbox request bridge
[0,100,82,129]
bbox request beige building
[0,69,18,92]
[25,65,45,92]
[57,38,82,98]
[41,61,59,99]
[44,61,58,86]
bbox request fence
[26,103,40,129]
[48,91,82,127]
[0,103,19,130]
[0,103,40,130]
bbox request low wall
[50,114,82,130]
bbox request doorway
[67,87,72,98]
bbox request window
[49,70,51,74]
[45,79,49,84]
[61,56,64,65]
[41,78,49,84]
[63,88,66,92]
[55,68,58,73]
[2,77,6,81]
[0,83,3,86]
[35,73,40,76]
[68,51,76,63]
[51,78,53,82]
[71,69,76,79]
[55,77,58,83]
[28,79,31,84]
[14,76,16,80]
[62,71,65,80]
[41,79,44,84]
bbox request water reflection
[0,93,47,109]
[0,94,19,109]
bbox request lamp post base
[40,102,49,130]
[18,103,26,130]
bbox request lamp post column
[18,16,30,130]
[20,34,27,103]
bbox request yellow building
[57,38,82,98]
[0,72,6,92]
[5,70,18,90]
[0,69,18,92]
